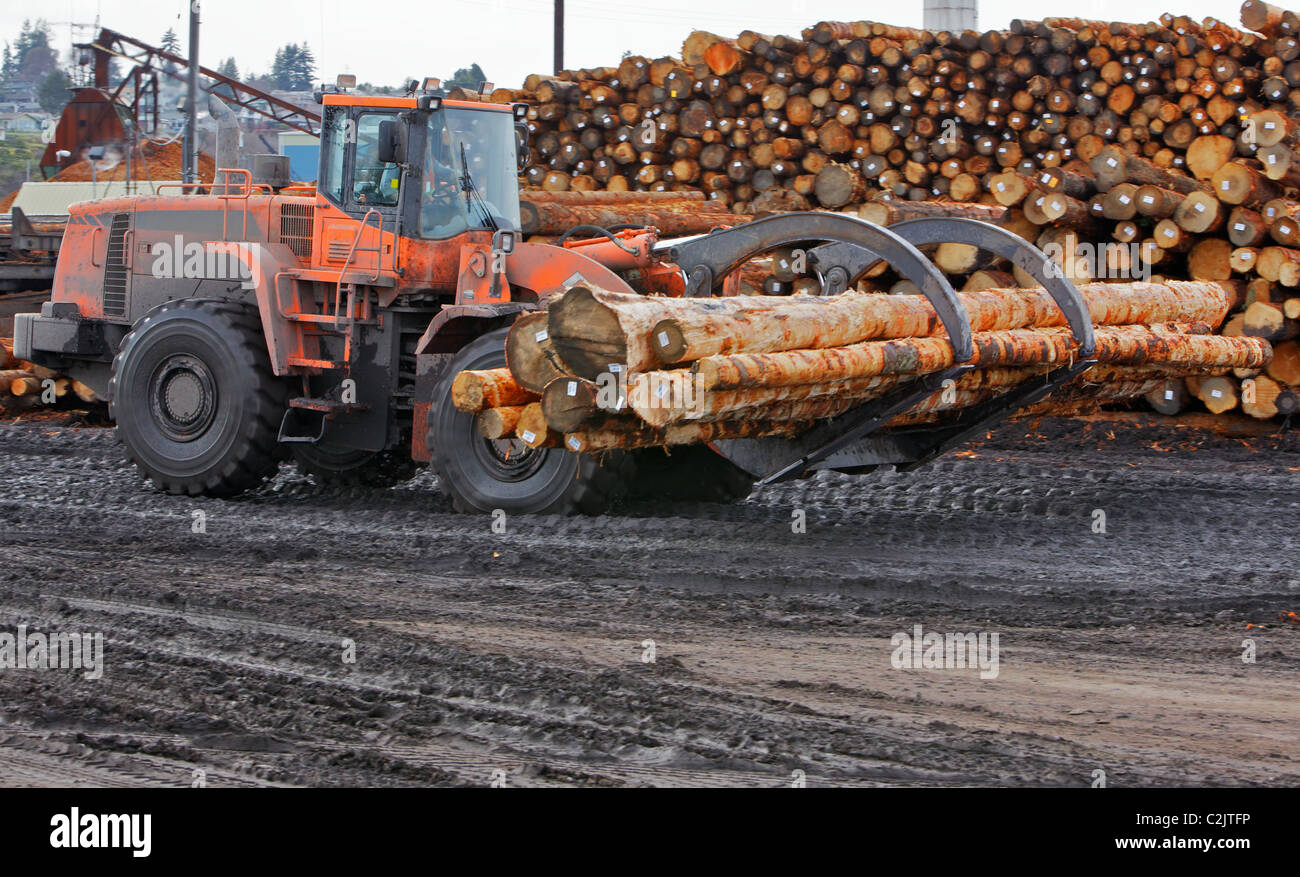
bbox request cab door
[316,106,400,272]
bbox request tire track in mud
[0,419,1298,786]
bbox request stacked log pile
[0,338,96,413]
[494,3,1300,421]
[452,280,1270,453]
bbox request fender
[414,301,535,355]
[229,241,304,376]
[504,241,637,299]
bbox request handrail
[156,169,270,240]
[332,208,383,325]
[271,270,301,320]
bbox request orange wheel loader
[12,82,1097,513]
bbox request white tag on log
[1164,390,1174,400]
[1142,195,1154,204]
[1235,223,1246,231]
[521,430,536,443]
[1194,202,1206,212]
[657,330,670,348]
[1265,121,1276,130]
[567,380,577,396]
[567,435,581,450]
[1211,389,1222,398]
[1222,180,1231,190]
[609,363,623,372]
[534,329,548,342]
[1106,157,1118,167]
[1119,194,1130,204]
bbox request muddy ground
[0,413,1297,787]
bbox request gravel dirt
[0,414,1298,787]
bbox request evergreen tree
[270,43,316,90]
[36,68,70,114]
[293,43,315,90]
[160,28,181,56]
[12,20,58,85]
[216,57,239,80]
[447,63,486,89]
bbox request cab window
[319,108,347,203]
[352,113,400,207]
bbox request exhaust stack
[923,0,978,32]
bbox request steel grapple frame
[657,214,1098,483]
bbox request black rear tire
[428,327,636,514]
[109,299,285,497]
[292,443,417,488]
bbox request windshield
[419,107,521,238]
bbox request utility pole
[554,0,564,74]
[183,2,201,185]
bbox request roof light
[336,73,357,89]
[421,77,442,92]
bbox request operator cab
[316,84,524,242]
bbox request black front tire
[428,327,636,514]
[109,299,285,497]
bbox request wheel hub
[149,355,217,441]
[473,434,545,482]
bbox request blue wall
[282,144,320,183]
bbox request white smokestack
[924,0,978,32]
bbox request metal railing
[156,169,270,239]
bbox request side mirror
[514,122,530,172]
[377,119,406,164]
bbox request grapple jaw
[696,215,1098,482]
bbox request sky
[5,0,1253,91]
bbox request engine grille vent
[102,213,130,317]
[279,203,314,258]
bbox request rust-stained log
[653,282,1237,368]
[545,282,1238,376]
[629,334,1269,428]
[518,200,746,236]
[691,324,1268,391]
[522,190,708,205]
[451,367,537,413]
[609,363,1206,434]
[858,199,1006,226]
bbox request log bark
[516,402,561,448]
[1145,378,1191,415]
[451,368,537,412]
[519,200,742,235]
[539,375,644,433]
[505,311,569,394]
[601,281,1241,370]
[691,324,1267,391]
[476,405,526,439]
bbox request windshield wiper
[459,142,498,232]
